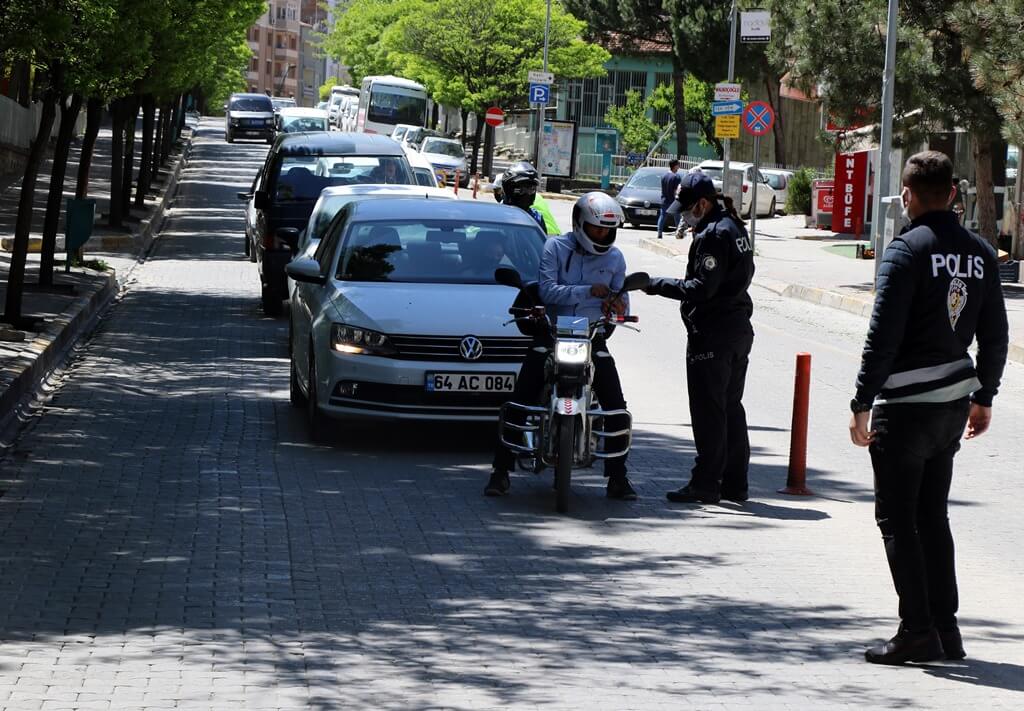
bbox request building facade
[245,1,302,101]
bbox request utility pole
[532,0,552,182]
[872,0,899,277]
[721,1,738,190]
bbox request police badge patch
[947,277,968,330]
[702,255,718,271]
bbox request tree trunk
[152,103,166,179]
[107,98,127,228]
[121,94,140,216]
[4,90,57,325]
[10,60,31,107]
[972,134,998,246]
[75,97,103,200]
[172,93,184,142]
[764,71,786,166]
[469,116,484,174]
[481,124,494,179]
[135,95,156,208]
[39,93,83,286]
[459,109,469,146]
[160,103,173,163]
[672,60,687,158]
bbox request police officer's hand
[602,297,627,317]
[849,412,874,447]
[590,284,610,298]
[965,404,992,439]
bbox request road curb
[0,133,192,441]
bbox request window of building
[290,36,297,50]
[565,70,648,130]
[250,58,258,73]
[266,60,272,77]
[266,32,272,47]
[274,62,282,79]
[252,27,259,42]
[277,5,287,20]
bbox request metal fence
[574,152,829,183]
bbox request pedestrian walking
[657,159,682,239]
[850,151,1008,665]
[644,172,755,504]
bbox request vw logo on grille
[643,200,651,208]
[459,336,484,361]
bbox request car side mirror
[254,190,270,209]
[276,227,300,253]
[494,267,523,289]
[237,191,251,201]
[621,271,650,292]
[285,257,325,285]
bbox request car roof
[275,133,407,156]
[278,107,328,117]
[405,151,434,170]
[349,198,542,227]
[698,160,754,169]
[231,93,272,101]
[630,166,663,174]
[760,168,793,175]
[318,185,454,200]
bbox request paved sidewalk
[639,215,1024,364]
[0,114,193,435]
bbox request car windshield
[335,219,544,284]
[275,155,414,201]
[367,89,426,125]
[230,97,272,112]
[413,168,435,186]
[281,116,328,133]
[421,139,464,158]
[625,171,662,189]
[392,127,408,141]
[272,99,296,110]
[698,167,724,181]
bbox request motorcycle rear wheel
[554,415,576,513]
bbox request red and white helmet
[571,191,624,255]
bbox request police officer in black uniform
[644,172,755,504]
[850,151,1008,665]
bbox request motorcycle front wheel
[554,414,576,513]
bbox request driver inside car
[485,192,637,501]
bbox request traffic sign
[528,70,554,85]
[484,106,504,127]
[711,100,744,116]
[529,83,550,104]
[714,82,741,101]
[740,10,771,43]
[715,115,740,139]
[743,100,775,136]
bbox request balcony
[273,45,299,62]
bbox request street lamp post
[872,0,899,279]
[531,0,552,181]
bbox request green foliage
[322,0,421,83]
[319,77,340,102]
[650,77,724,156]
[786,168,815,216]
[604,90,657,154]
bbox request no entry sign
[743,101,775,137]
[484,107,504,127]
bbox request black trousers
[870,398,970,633]
[685,331,753,496]
[494,338,629,477]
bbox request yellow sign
[715,115,741,139]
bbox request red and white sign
[834,151,870,236]
[484,107,505,127]
[714,82,741,102]
[742,101,775,137]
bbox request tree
[604,90,658,153]
[319,76,340,101]
[650,77,723,157]
[321,0,421,83]
[388,0,608,172]
[785,0,1005,243]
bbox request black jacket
[646,204,755,337]
[854,210,1008,407]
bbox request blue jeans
[656,206,676,238]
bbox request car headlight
[331,324,396,356]
[555,339,590,365]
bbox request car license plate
[426,373,515,392]
[635,208,658,216]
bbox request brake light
[742,184,749,193]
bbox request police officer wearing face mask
[644,171,755,504]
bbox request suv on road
[225,93,276,144]
[239,133,417,316]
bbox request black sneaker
[865,628,944,665]
[666,485,720,504]
[484,470,510,497]
[607,476,638,500]
[937,624,966,660]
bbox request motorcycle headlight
[555,339,590,365]
[331,324,396,356]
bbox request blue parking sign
[529,83,550,104]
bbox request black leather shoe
[938,624,966,660]
[666,485,720,504]
[865,628,944,665]
[720,489,748,503]
[607,476,638,500]
[484,470,510,497]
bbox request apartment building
[245,1,302,101]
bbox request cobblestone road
[0,120,1022,709]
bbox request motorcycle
[494,268,650,513]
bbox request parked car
[405,151,439,187]
[224,93,276,144]
[316,101,329,111]
[695,160,777,218]
[338,95,359,132]
[760,169,794,214]
[285,199,547,437]
[237,133,417,316]
[271,97,298,114]
[408,136,469,187]
[276,107,330,134]
[390,123,419,144]
[615,167,667,227]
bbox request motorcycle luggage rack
[587,406,633,459]
[498,402,546,454]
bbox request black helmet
[500,161,539,210]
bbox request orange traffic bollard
[453,170,460,195]
[780,352,814,496]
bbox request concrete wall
[0,94,86,182]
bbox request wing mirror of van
[254,190,270,209]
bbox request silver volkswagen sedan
[286,199,547,439]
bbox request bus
[356,75,428,136]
